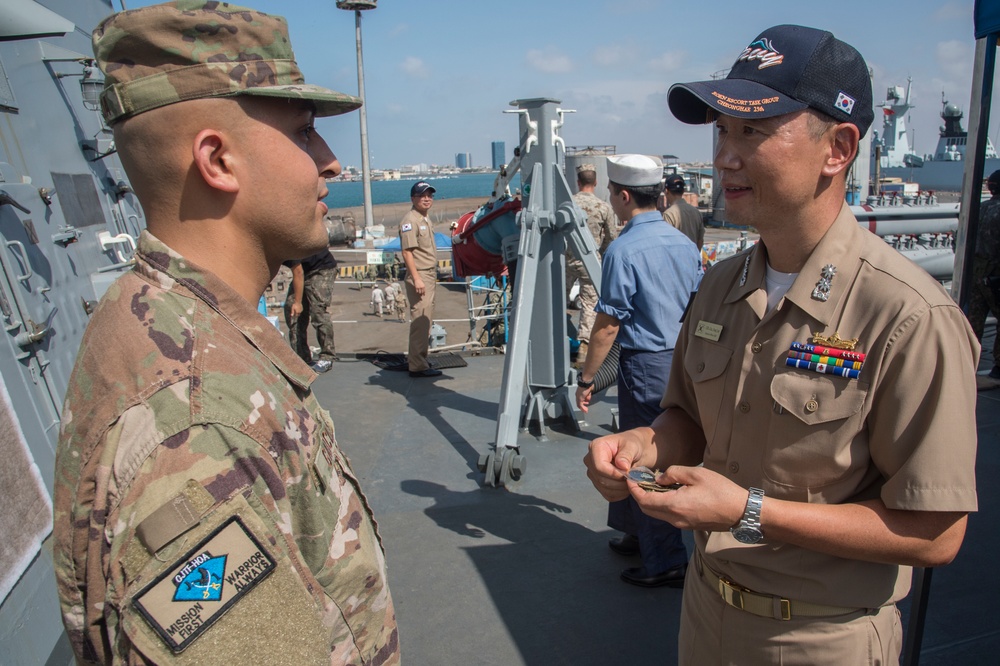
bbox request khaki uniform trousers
[678,555,902,665]
[405,268,437,372]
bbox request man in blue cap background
[585,24,978,663]
[399,181,442,377]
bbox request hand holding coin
[627,466,683,492]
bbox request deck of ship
[312,326,1000,665]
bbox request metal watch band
[742,487,764,529]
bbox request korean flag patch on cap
[835,91,856,115]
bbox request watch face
[732,526,763,545]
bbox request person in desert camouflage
[567,163,618,366]
[52,2,399,663]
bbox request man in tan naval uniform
[52,2,399,663]
[568,163,618,365]
[400,181,442,377]
[659,174,704,250]
[584,24,978,664]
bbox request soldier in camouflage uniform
[284,248,340,373]
[969,169,1000,378]
[52,3,399,664]
[568,164,618,365]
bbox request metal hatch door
[0,179,66,487]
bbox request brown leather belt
[697,553,861,621]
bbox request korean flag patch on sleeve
[835,91,856,115]
[401,222,412,233]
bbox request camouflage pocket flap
[119,492,332,664]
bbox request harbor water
[323,172,521,209]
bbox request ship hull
[879,157,1000,192]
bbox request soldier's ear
[192,129,239,194]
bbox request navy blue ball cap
[663,174,686,193]
[410,181,436,197]
[668,24,874,137]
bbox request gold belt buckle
[718,576,748,610]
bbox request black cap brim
[668,79,808,125]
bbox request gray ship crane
[453,99,602,487]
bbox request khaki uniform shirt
[664,203,979,609]
[399,209,436,273]
[663,198,704,249]
[53,232,398,665]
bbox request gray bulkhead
[0,1,143,662]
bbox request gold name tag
[132,516,276,653]
[695,320,723,342]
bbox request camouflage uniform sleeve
[101,413,397,665]
[602,201,618,247]
[978,198,1000,266]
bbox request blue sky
[125,0,996,171]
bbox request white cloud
[932,2,969,22]
[388,23,409,37]
[649,51,686,74]
[936,40,974,83]
[592,44,629,68]
[400,56,430,79]
[525,47,574,74]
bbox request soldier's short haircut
[577,170,597,187]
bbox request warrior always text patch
[132,516,276,653]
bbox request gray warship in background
[1,0,143,662]
[872,78,1000,192]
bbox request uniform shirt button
[697,361,705,372]
[739,401,750,413]
[751,342,762,353]
[729,462,740,474]
[805,399,819,413]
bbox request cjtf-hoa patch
[132,516,276,653]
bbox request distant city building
[455,152,472,169]
[491,141,505,170]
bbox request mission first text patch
[132,515,276,652]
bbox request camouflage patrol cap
[92,0,362,125]
[576,163,597,173]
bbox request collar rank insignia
[739,253,751,287]
[811,264,836,302]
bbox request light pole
[336,1,377,230]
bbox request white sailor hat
[606,154,662,187]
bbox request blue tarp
[975,0,1000,38]
[379,232,453,252]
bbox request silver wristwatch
[731,487,765,544]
